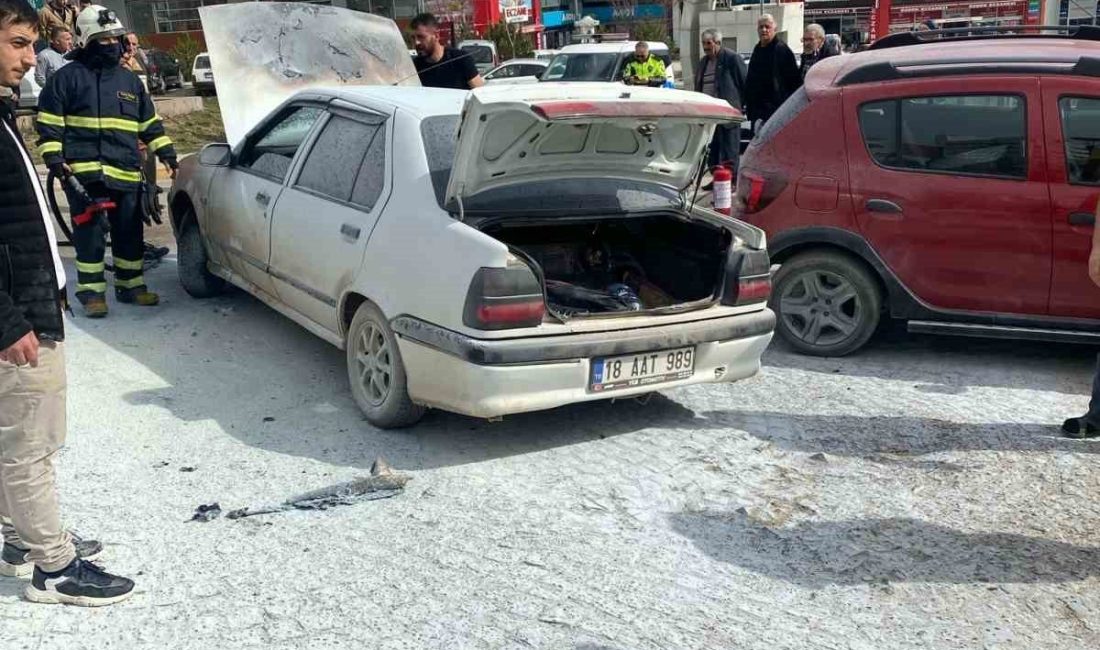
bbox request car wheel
[177,215,226,298]
[770,251,882,357]
[346,302,425,429]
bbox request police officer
[35,5,177,318]
[622,41,666,86]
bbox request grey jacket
[35,47,68,88]
[695,48,748,113]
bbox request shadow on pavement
[74,260,722,472]
[668,510,1100,587]
[765,325,1094,397]
[697,409,1091,456]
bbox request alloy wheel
[778,269,863,347]
[355,323,393,407]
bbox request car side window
[858,95,1027,179]
[296,115,381,203]
[520,65,543,77]
[238,106,323,182]
[1060,96,1100,186]
[350,126,387,210]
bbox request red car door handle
[866,199,903,215]
[1069,212,1095,227]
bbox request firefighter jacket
[35,57,177,192]
[622,55,667,83]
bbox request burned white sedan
[168,83,774,428]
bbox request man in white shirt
[34,24,70,87]
[0,0,134,606]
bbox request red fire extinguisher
[712,165,733,215]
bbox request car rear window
[858,95,1027,179]
[421,114,461,208]
[195,56,210,69]
[1060,96,1100,186]
[461,45,494,64]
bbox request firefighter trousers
[64,184,145,297]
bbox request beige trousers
[0,340,75,572]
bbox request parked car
[457,39,498,75]
[542,42,675,86]
[144,48,184,94]
[168,83,774,428]
[483,58,547,84]
[735,27,1100,356]
[192,52,215,95]
[17,68,41,110]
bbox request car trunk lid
[444,83,743,212]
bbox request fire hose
[45,167,163,263]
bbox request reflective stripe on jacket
[622,55,666,82]
[35,58,177,191]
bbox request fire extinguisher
[712,165,733,216]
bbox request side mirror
[199,143,232,167]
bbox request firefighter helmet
[74,5,127,49]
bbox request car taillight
[463,260,545,330]
[722,248,772,306]
[735,168,787,215]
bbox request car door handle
[1069,212,1095,227]
[866,199,903,215]
[255,192,270,207]
[340,224,361,240]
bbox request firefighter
[35,5,177,318]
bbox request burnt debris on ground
[226,457,411,520]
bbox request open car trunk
[479,214,730,320]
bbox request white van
[541,42,675,85]
[192,53,215,95]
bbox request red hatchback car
[736,27,1100,356]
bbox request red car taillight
[722,248,772,306]
[736,168,787,215]
[463,261,545,330]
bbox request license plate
[589,346,695,393]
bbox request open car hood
[444,83,742,210]
[199,3,418,146]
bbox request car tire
[177,216,226,298]
[770,251,882,357]
[346,302,426,429]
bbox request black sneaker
[24,559,134,607]
[0,532,103,578]
[143,242,169,261]
[1062,417,1100,439]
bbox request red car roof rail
[837,56,1100,86]
[870,24,1100,51]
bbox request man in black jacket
[696,28,748,171]
[0,0,133,606]
[745,13,801,126]
[36,5,178,318]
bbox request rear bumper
[391,308,775,365]
[394,309,775,418]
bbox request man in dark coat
[696,28,748,171]
[745,13,801,126]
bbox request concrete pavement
[0,248,1098,649]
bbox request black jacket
[0,101,64,350]
[36,53,177,191]
[745,38,801,123]
[695,48,748,112]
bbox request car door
[844,78,1052,315]
[1042,80,1100,319]
[267,106,391,333]
[206,104,324,297]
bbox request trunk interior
[479,214,731,319]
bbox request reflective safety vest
[622,54,667,82]
[36,57,177,191]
